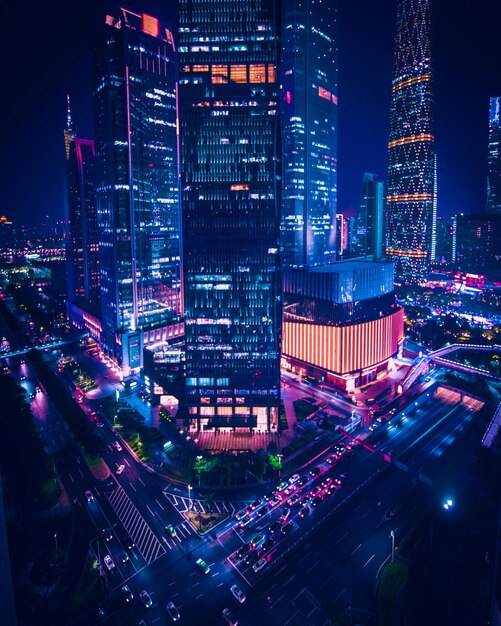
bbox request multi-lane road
[2,347,492,626]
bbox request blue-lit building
[178,0,282,432]
[385,0,436,283]
[93,9,182,374]
[281,0,338,268]
[352,173,385,260]
[66,137,100,311]
[487,96,501,215]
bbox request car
[121,585,133,603]
[268,521,282,534]
[236,542,252,559]
[250,499,262,510]
[263,491,275,501]
[244,550,259,566]
[96,421,105,428]
[287,493,300,506]
[196,557,210,574]
[298,506,310,518]
[165,524,177,538]
[310,485,322,497]
[235,510,247,522]
[260,537,274,552]
[222,607,239,626]
[278,508,291,524]
[311,496,323,507]
[283,484,295,495]
[238,514,251,527]
[85,489,94,503]
[326,455,336,465]
[123,534,135,549]
[140,589,153,608]
[116,464,125,475]
[103,555,115,570]
[113,441,122,451]
[252,557,268,573]
[250,533,266,548]
[276,480,289,492]
[103,529,113,542]
[166,601,180,622]
[120,551,129,563]
[281,521,294,535]
[322,477,333,488]
[309,466,321,477]
[230,584,246,604]
[297,476,309,486]
[288,473,300,485]
[256,504,269,517]
[299,495,311,507]
[269,495,282,507]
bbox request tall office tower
[487,97,501,214]
[63,94,75,161]
[434,215,453,264]
[335,214,347,256]
[454,213,501,272]
[281,0,338,268]
[93,9,181,373]
[178,0,282,433]
[66,137,100,309]
[353,173,385,260]
[385,0,436,283]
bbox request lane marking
[363,554,375,568]
[155,498,165,511]
[350,543,362,556]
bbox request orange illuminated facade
[283,309,404,382]
[282,262,404,391]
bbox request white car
[230,584,246,603]
[140,589,153,608]
[116,464,125,475]
[288,473,300,485]
[252,557,267,573]
[222,608,239,626]
[113,441,122,451]
[84,489,94,503]
[166,601,180,622]
[103,555,115,571]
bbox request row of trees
[0,371,59,516]
[28,349,104,458]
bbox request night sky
[2,0,500,227]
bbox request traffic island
[81,450,109,480]
[376,558,408,626]
[183,509,227,534]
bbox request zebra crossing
[106,483,166,564]
[163,489,251,518]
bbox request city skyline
[2,0,501,228]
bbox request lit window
[249,64,266,83]
[230,65,247,83]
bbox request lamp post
[187,484,192,512]
[390,530,395,562]
[276,452,283,478]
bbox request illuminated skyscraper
[63,94,75,161]
[66,137,100,310]
[353,173,385,260]
[487,97,501,214]
[281,0,337,268]
[385,0,435,283]
[93,9,181,373]
[178,0,282,432]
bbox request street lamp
[276,452,283,478]
[442,498,454,511]
[390,530,395,562]
[187,484,192,512]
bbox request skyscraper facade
[353,173,385,260]
[178,0,282,432]
[281,0,338,268]
[385,0,436,283]
[93,9,181,373]
[66,137,100,309]
[487,96,501,214]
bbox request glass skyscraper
[93,9,181,373]
[487,96,501,214]
[178,0,282,432]
[281,0,338,268]
[385,0,436,283]
[66,137,100,310]
[353,173,385,260]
